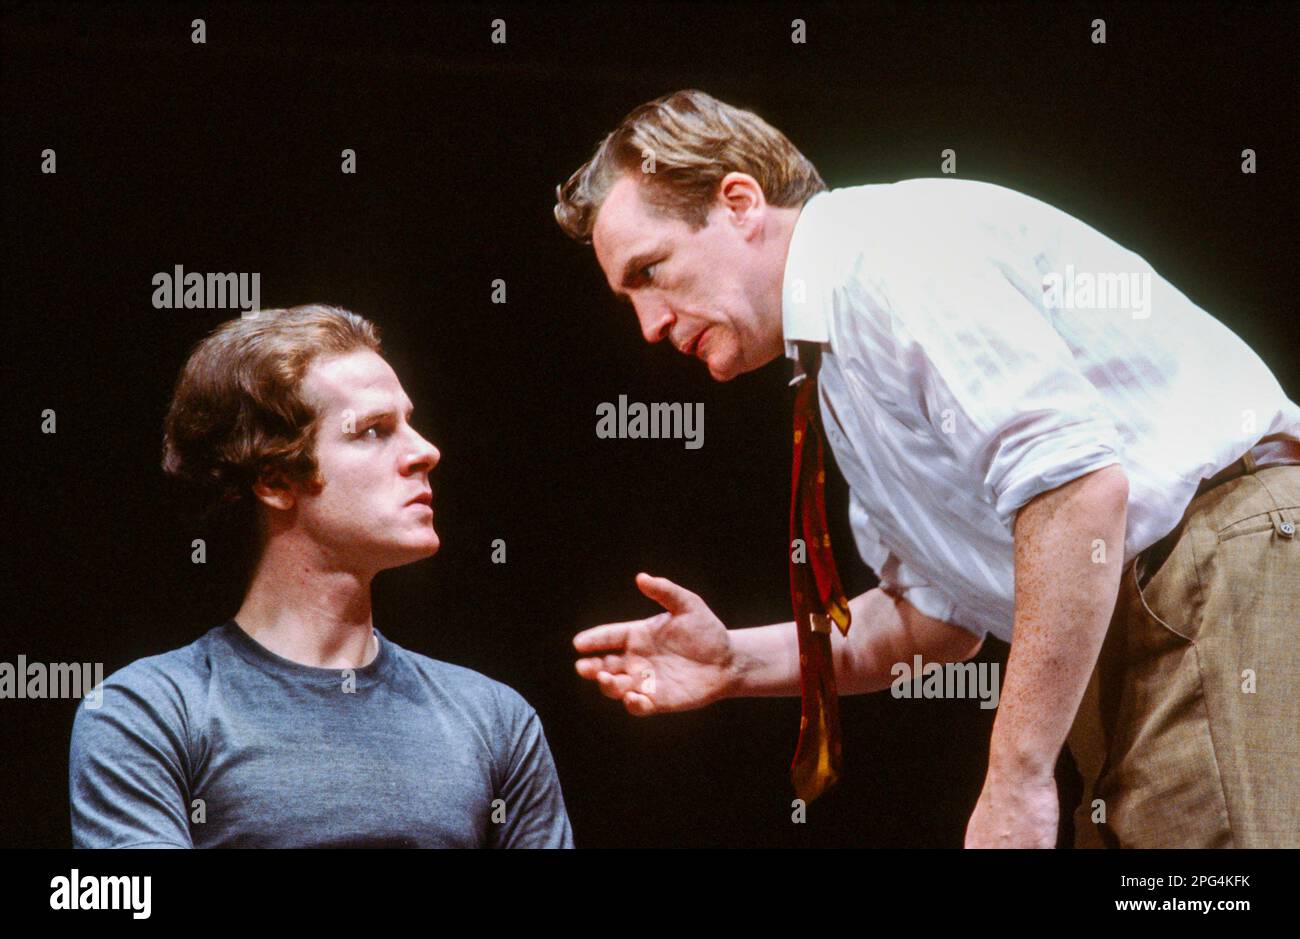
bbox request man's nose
[405,433,440,475]
[634,297,674,344]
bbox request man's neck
[767,203,805,358]
[234,538,378,670]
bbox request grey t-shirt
[69,621,573,848]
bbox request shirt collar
[781,190,833,385]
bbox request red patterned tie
[789,342,852,803]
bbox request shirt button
[1280,520,1296,537]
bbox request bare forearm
[727,587,985,697]
[989,465,1129,781]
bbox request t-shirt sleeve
[69,665,194,848]
[488,687,574,849]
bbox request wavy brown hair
[554,89,826,243]
[161,304,382,554]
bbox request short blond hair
[554,89,826,242]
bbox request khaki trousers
[1067,465,1300,847]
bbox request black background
[3,0,1296,849]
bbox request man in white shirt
[554,89,1300,847]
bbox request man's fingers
[574,610,672,654]
[623,691,656,716]
[575,655,629,680]
[577,662,659,714]
[572,622,631,653]
[635,572,698,615]
[597,670,636,700]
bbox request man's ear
[718,171,765,227]
[252,472,297,512]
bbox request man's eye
[642,263,657,282]
[362,424,390,440]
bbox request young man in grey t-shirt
[70,304,573,848]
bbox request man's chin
[705,355,742,383]
[713,346,784,381]
[389,535,441,566]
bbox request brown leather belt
[1193,434,1300,499]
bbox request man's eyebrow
[618,243,669,292]
[355,402,415,424]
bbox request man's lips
[406,491,433,507]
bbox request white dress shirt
[782,179,1300,642]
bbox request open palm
[573,573,736,715]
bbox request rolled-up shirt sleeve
[884,254,1123,531]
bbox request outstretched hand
[573,573,736,715]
